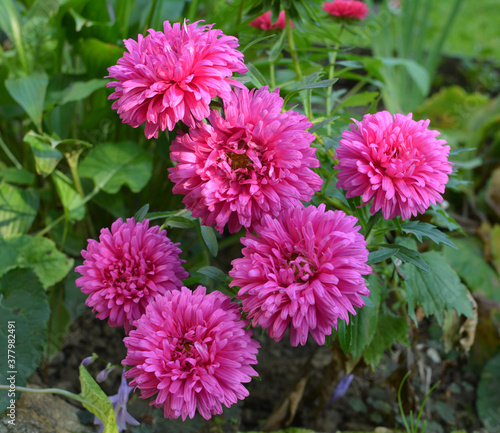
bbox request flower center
[227,151,252,170]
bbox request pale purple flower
[95,368,140,432]
[230,204,371,346]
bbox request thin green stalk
[236,0,246,27]
[187,0,200,21]
[285,16,302,81]
[35,214,65,237]
[269,59,276,90]
[325,25,344,134]
[143,0,158,32]
[398,371,412,433]
[0,133,22,169]
[0,385,85,405]
[415,380,441,432]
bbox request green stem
[236,0,246,27]
[0,385,85,405]
[0,133,22,169]
[35,214,65,237]
[269,59,276,90]
[187,0,200,21]
[325,25,344,135]
[143,0,158,32]
[285,16,302,81]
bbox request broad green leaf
[24,131,63,176]
[78,365,119,433]
[0,167,35,186]
[200,224,218,257]
[477,352,500,433]
[337,274,381,360]
[379,57,430,96]
[77,37,125,78]
[403,251,474,325]
[0,269,50,411]
[377,243,430,272]
[443,238,500,302]
[60,79,108,105]
[0,234,73,289]
[363,304,410,369]
[0,183,39,235]
[52,170,85,221]
[5,72,48,131]
[133,204,150,222]
[47,279,72,357]
[401,221,457,248]
[0,0,29,72]
[79,141,153,194]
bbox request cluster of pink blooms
[79,9,452,425]
[323,0,370,20]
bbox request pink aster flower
[75,218,188,333]
[168,86,323,234]
[107,20,247,139]
[122,286,260,421]
[229,204,371,347]
[249,11,292,30]
[334,111,452,220]
[323,0,370,20]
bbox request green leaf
[402,251,474,326]
[52,170,85,221]
[0,167,35,186]
[24,131,63,177]
[77,37,124,78]
[0,0,29,72]
[336,91,379,110]
[377,243,430,272]
[401,221,457,249]
[308,116,339,134]
[241,34,276,53]
[0,235,73,289]
[165,216,196,229]
[0,183,39,235]
[338,275,382,360]
[5,72,48,131]
[442,238,500,302]
[379,57,430,96]
[367,247,398,265]
[297,78,339,90]
[246,63,268,88]
[60,79,108,104]
[78,365,119,433]
[134,204,150,222]
[79,141,153,194]
[145,211,179,221]
[363,304,410,369]
[196,266,232,287]
[0,269,50,411]
[200,224,218,257]
[477,352,500,433]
